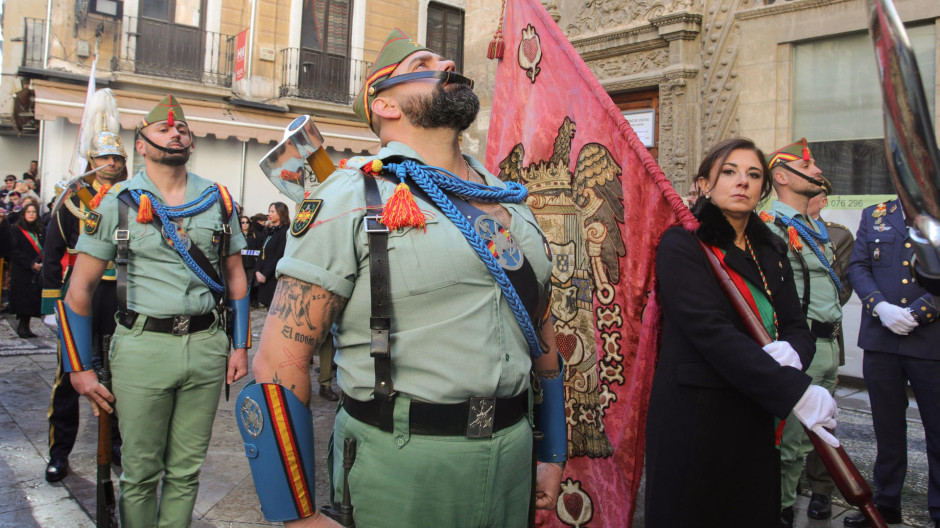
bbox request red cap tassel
[136,194,155,223]
[89,184,111,209]
[381,182,426,230]
[167,109,175,127]
[802,139,810,161]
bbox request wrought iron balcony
[21,18,46,69]
[20,16,234,87]
[278,48,372,105]
[113,16,234,87]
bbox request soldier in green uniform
[763,139,843,526]
[237,30,566,528]
[807,176,856,364]
[59,95,250,528]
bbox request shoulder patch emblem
[291,198,322,237]
[83,210,102,235]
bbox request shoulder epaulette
[216,184,235,220]
[825,221,849,231]
[759,211,776,223]
[340,155,381,171]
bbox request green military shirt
[277,142,553,404]
[766,201,842,324]
[75,169,246,319]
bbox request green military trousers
[780,337,839,508]
[332,396,534,528]
[110,315,228,528]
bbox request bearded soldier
[60,95,250,527]
[237,29,566,527]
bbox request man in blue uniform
[41,91,127,482]
[845,199,940,528]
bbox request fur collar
[694,200,786,256]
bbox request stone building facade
[462,0,939,198]
[460,0,939,377]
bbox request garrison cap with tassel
[134,95,189,223]
[353,29,430,129]
[138,94,188,131]
[766,137,812,168]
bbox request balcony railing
[113,16,234,87]
[20,16,234,87]
[279,48,372,105]
[21,18,46,69]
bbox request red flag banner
[485,0,697,525]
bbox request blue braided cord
[384,160,543,358]
[423,164,529,202]
[161,186,218,213]
[129,189,225,294]
[775,214,842,291]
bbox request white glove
[873,302,918,335]
[762,341,802,370]
[792,385,840,448]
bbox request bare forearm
[251,276,346,404]
[223,253,249,299]
[62,253,107,316]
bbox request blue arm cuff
[910,293,939,324]
[236,381,317,522]
[537,355,568,463]
[55,300,94,373]
[227,290,251,349]
[862,291,887,317]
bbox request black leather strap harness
[361,167,540,402]
[115,190,231,329]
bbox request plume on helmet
[80,88,126,161]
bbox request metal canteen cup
[868,0,940,293]
[259,115,337,204]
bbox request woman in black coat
[8,201,45,337]
[254,202,289,307]
[645,138,837,527]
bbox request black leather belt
[810,319,840,341]
[142,312,216,336]
[342,392,528,438]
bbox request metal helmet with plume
[81,88,127,161]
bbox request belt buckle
[364,215,390,233]
[172,315,191,336]
[467,397,496,439]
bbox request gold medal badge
[291,199,322,237]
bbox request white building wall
[0,135,39,181]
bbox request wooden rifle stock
[696,240,887,528]
[95,335,117,528]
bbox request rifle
[95,334,117,528]
[697,240,888,528]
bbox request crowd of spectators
[0,165,292,335]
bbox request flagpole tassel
[89,184,111,209]
[136,193,155,223]
[487,38,505,59]
[381,182,426,230]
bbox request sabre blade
[867,0,940,223]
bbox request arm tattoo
[268,276,341,331]
[270,371,296,392]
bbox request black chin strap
[136,129,194,155]
[777,162,824,187]
[369,70,474,95]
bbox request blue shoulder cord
[128,187,226,294]
[775,213,842,291]
[383,159,542,359]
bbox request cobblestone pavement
[0,310,933,527]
